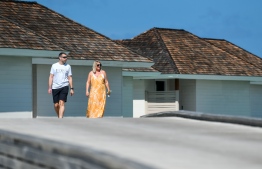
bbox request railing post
[175,90,179,111]
[145,91,148,114]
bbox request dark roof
[116,27,262,76]
[0,15,64,50]
[114,29,178,74]
[204,38,262,70]
[0,0,152,63]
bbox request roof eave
[122,71,161,77]
[32,58,154,68]
[0,48,68,57]
[133,73,262,82]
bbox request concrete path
[0,117,262,169]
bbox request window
[156,81,165,91]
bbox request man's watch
[70,88,74,90]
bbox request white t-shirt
[50,62,72,89]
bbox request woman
[86,60,110,118]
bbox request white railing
[145,91,178,114]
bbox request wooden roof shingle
[115,28,178,74]
[0,0,152,63]
[0,15,64,50]
[205,38,262,70]
[116,27,262,76]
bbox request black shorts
[52,86,69,103]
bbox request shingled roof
[0,15,64,51]
[115,27,262,76]
[204,38,262,70]
[0,0,152,63]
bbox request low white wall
[133,79,146,117]
[0,112,32,118]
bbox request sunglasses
[97,64,101,67]
[62,56,67,58]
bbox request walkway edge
[140,111,262,128]
[0,129,156,169]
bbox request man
[48,52,74,118]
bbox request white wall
[133,79,146,117]
[250,84,262,118]
[122,76,133,117]
[0,57,32,118]
[36,64,122,117]
[196,80,250,117]
[179,79,196,111]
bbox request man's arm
[48,74,54,94]
[68,75,74,96]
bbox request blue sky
[35,0,262,58]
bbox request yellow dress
[86,73,106,118]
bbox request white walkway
[0,117,262,169]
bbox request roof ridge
[0,0,37,4]
[8,1,151,61]
[159,29,231,74]
[7,0,120,47]
[196,33,260,75]
[114,39,132,41]
[204,38,262,70]
[178,32,224,74]
[131,27,186,39]
[203,37,225,41]
[153,28,180,74]
[32,1,148,59]
[153,27,185,31]
[0,0,153,62]
[207,38,261,58]
[112,39,154,62]
[129,27,183,40]
[129,27,154,40]
[0,15,65,50]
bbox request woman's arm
[86,72,91,97]
[103,70,110,94]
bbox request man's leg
[54,103,59,117]
[52,88,60,117]
[58,100,65,118]
[57,86,68,118]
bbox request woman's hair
[92,60,102,73]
